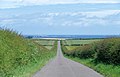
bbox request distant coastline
[23,35,120,39]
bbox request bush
[75,45,95,59]
[110,42,120,65]
[94,38,120,65]
[94,40,112,63]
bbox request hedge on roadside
[62,38,120,65]
[75,45,95,59]
[94,38,120,65]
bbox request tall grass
[0,28,57,77]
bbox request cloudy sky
[0,0,120,35]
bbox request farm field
[65,46,80,50]
[34,39,55,50]
[35,40,55,46]
[63,39,101,45]
[62,39,101,50]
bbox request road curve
[33,41,103,77]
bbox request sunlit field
[33,39,55,50]
[62,39,101,50]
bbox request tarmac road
[33,41,103,77]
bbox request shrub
[75,45,95,59]
[109,39,120,65]
[94,40,112,63]
[94,38,120,65]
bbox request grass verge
[0,28,57,77]
[66,56,120,77]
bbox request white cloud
[46,10,120,18]
[0,0,22,9]
[20,0,120,4]
[83,10,120,18]
[0,9,120,28]
[0,0,120,8]
[46,10,120,27]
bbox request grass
[0,28,57,77]
[65,46,80,50]
[35,40,55,46]
[34,39,55,50]
[33,39,55,50]
[61,39,120,77]
[45,46,53,50]
[63,39,101,46]
[66,56,120,77]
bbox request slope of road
[33,41,103,77]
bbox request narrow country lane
[33,41,103,77]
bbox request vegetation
[33,39,55,50]
[66,56,120,77]
[35,39,55,46]
[61,38,120,77]
[0,28,57,77]
[62,39,101,46]
[65,46,80,50]
[62,39,101,54]
[94,38,120,65]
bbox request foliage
[75,45,95,59]
[94,38,120,65]
[62,38,120,77]
[0,28,57,77]
[61,40,95,59]
[62,38,120,65]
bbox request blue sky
[0,0,120,35]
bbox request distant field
[34,39,55,50]
[65,46,80,50]
[63,39,101,45]
[62,39,101,50]
[35,40,54,45]
[45,46,53,50]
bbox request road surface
[33,41,103,77]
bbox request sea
[24,35,120,39]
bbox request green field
[44,46,53,50]
[34,39,55,50]
[63,39,101,45]
[65,46,80,50]
[35,40,55,46]
[62,39,101,50]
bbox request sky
[0,0,120,35]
